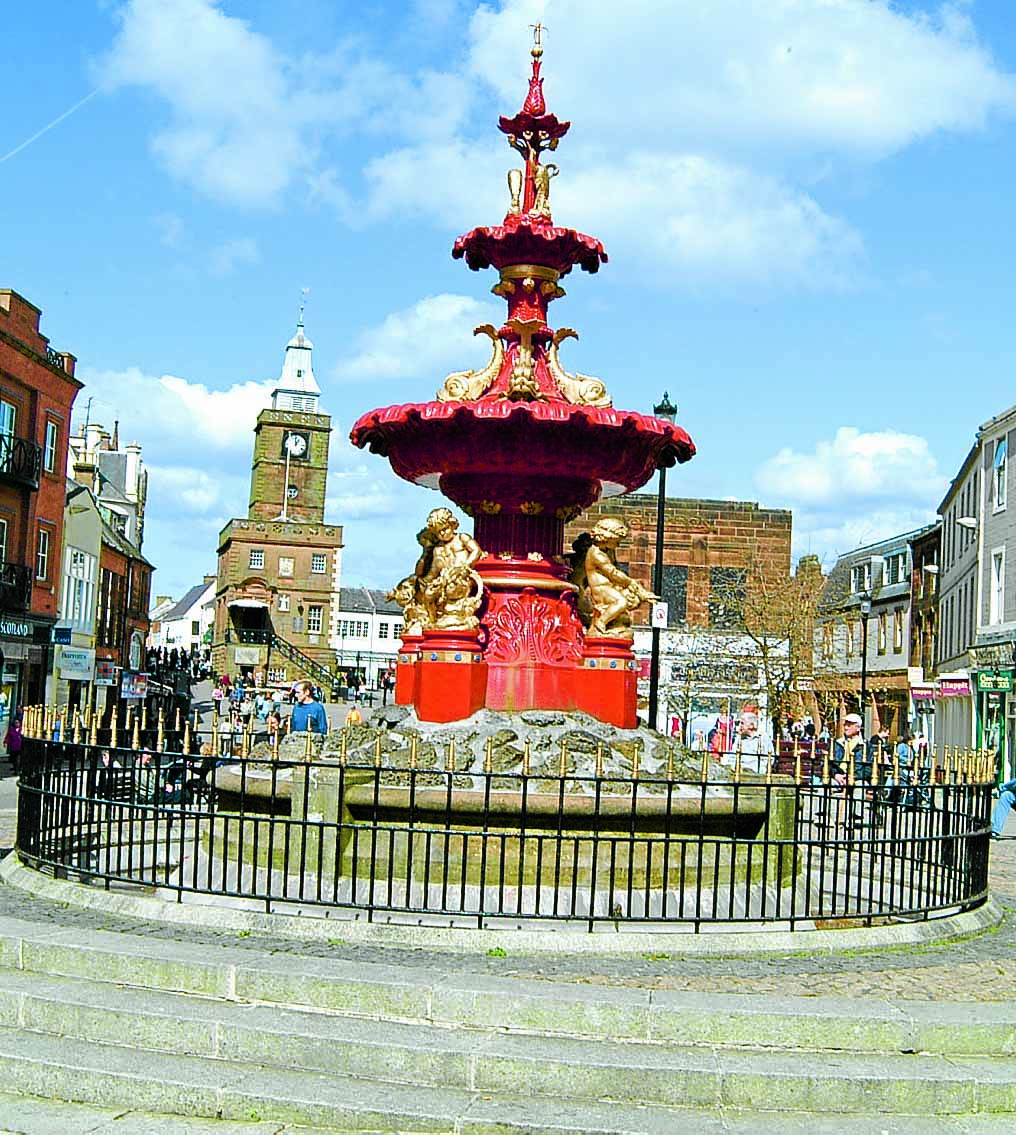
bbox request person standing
[290,680,328,735]
[4,714,22,774]
[734,711,774,774]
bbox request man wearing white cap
[833,713,864,782]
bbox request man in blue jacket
[290,680,329,736]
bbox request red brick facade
[565,494,792,628]
[0,290,82,705]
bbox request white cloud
[468,0,1016,159]
[755,426,947,567]
[99,0,312,206]
[555,152,862,287]
[77,365,274,463]
[335,293,503,382]
[208,236,260,276]
[757,426,946,506]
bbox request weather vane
[530,22,545,57]
[298,286,309,324]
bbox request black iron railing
[224,626,336,687]
[0,433,42,490]
[14,737,992,931]
[0,560,32,610]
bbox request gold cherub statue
[430,564,484,631]
[395,508,485,631]
[569,519,655,640]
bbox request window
[0,400,15,438]
[708,567,746,629]
[311,553,327,574]
[845,619,855,658]
[249,548,264,570]
[884,552,906,585]
[278,594,290,612]
[35,528,50,581]
[62,547,96,629]
[660,565,688,626]
[821,624,834,660]
[893,608,904,652]
[191,620,200,636]
[278,556,294,577]
[44,421,58,473]
[394,622,403,639]
[850,562,872,593]
[307,605,323,634]
[291,616,304,634]
[991,549,1005,625]
[378,622,390,640]
[995,439,1008,510]
[0,518,6,564]
[268,667,287,684]
[877,611,888,654]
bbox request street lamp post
[649,392,678,732]
[859,595,872,735]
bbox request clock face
[287,486,298,499]
[283,431,309,459]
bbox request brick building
[566,494,794,735]
[565,494,793,629]
[94,517,153,708]
[0,289,82,715]
[213,318,343,685]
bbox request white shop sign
[58,648,95,681]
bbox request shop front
[0,614,54,724]
[976,669,1013,782]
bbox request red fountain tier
[351,40,695,727]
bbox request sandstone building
[212,318,343,686]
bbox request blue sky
[4,0,1016,598]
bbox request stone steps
[1,910,1015,1128]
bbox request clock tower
[248,318,330,523]
[213,314,344,687]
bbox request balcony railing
[0,433,42,490]
[0,561,32,611]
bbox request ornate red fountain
[351,33,695,727]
